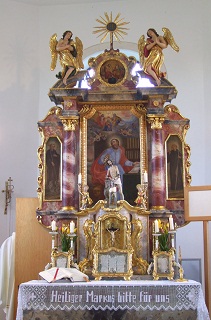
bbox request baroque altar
[36,14,192,278]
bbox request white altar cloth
[16,279,210,320]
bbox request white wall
[0,0,211,317]
[0,1,39,318]
[0,0,39,242]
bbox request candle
[51,220,56,231]
[143,171,148,183]
[78,173,82,184]
[169,215,174,230]
[70,221,75,233]
[154,219,159,233]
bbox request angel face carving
[63,30,73,40]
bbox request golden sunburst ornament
[93,12,129,50]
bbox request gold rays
[93,12,129,48]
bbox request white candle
[169,215,174,230]
[70,221,75,233]
[51,220,56,231]
[78,173,82,184]
[143,171,148,183]
[154,219,159,233]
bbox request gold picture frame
[79,104,147,206]
[51,249,73,268]
[92,248,133,280]
[152,250,174,280]
[98,58,127,86]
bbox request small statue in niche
[49,30,84,85]
[134,184,147,209]
[78,185,93,210]
[138,27,179,86]
[104,158,124,207]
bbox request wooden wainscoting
[14,198,52,319]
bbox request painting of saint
[166,135,184,199]
[44,137,61,200]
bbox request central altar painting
[86,108,141,205]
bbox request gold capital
[147,115,165,129]
[59,116,79,131]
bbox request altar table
[16,279,210,320]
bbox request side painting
[166,135,184,199]
[44,136,62,201]
[87,110,140,205]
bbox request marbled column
[60,116,79,212]
[62,129,76,211]
[147,116,166,209]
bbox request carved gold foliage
[131,219,142,255]
[79,105,96,119]
[183,124,190,141]
[184,144,192,186]
[164,104,189,120]
[131,219,149,275]
[37,143,44,210]
[55,107,62,117]
[153,100,159,107]
[38,106,62,122]
[88,57,96,68]
[65,101,73,109]
[132,104,146,117]
[83,219,95,261]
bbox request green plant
[60,225,71,252]
[158,220,170,251]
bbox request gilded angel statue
[50,30,84,85]
[138,28,179,86]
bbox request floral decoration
[59,225,71,252]
[158,220,170,251]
